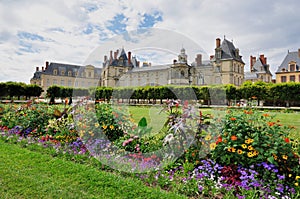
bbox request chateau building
[31,37,246,95]
[276,49,300,83]
[30,62,101,94]
[103,38,245,87]
[245,54,272,83]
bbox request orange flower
[231,135,238,141]
[284,138,290,143]
[267,122,275,127]
[263,113,270,117]
[230,117,236,121]
[216,136,222,144]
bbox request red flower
[230,117,236,121]
[231,135,238,141]
[216,136,222,144]
[284,138,290,143]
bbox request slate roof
[244,71,258,80]
[276,51,300,72]
[103,48,136,68]
[31,62,101,79]
[220,39,244,63]
[252,58,272,75]
[129,64,172,73]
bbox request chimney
[298,49,300,58]
[128,51,131,64]
[216,38,221,48]
[210,55,214,60]
[45,61,49,70]
[114,49,119,59]
[104,55,107,62]
[137,61,140,67]
[110,50,113,59]
[42,67,44,71]
[36,67,39,71]
[195,54,202,66]
[173,59,177,64]
[260,54,266,65]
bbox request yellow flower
[248,145,254,151]
[205,134,212,141]
[282,155,288,160]
[289,174,292,178]
[296,176,300,180]
[247,151,254,157]
[210,143,216,150]
[227,147,236,152]
[237,149,243,154]
[94,122,100,128]
[109,125,114,130]
[241,144,247,149]
[295,182,298,187]
[253,150,259,156]
[245,138,254,144]
[102,125,108,130]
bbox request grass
[0,139,186,199]
[128,106,300,139]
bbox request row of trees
[46,81,300,107]
[0,82,43,100]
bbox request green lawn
[128,106,300,139]
[0,140,186,199]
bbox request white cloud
[0,0,300,83]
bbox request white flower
[163,133,174,145]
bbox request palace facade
[275,49,300,83]
[31,37,247,95]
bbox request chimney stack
[173,59,177,64]
[45,61,49,70]
[110,50,113,59]
[36,67,39,71]
[260,54,266,65]
[128,51,131,64]
[195,54,202,66]
[298,49,300,58]
[210,55,214,60]
[42,67,44,71]
[104,55,107,62]
[216,38,221,48]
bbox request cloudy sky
[1,0,300,83]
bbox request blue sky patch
[83,23,94,34]
[107,14,127,34]
[139,11,163,29]
[18,40,39,53]
[17,31,45,41]
[82,3,99,13]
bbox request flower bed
[0,101,300,198]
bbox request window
[290,75,295,82]
[60,79,64,86]
[53,69,57,75]
[68,71,72,76]
[75,72,78,77]
[88,72,92,78]
[281,76,287,83]
[180,70,185,77]
[61,71,65,75]
[289,63,296,72]
[53,79,57,85]
[46,79,50,86]
[68,80,72,86]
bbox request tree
[47,85,61,104]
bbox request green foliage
[210,109,300,188]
